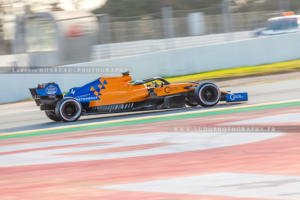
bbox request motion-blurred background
[1,0,300,104]
[0,0,299,66]
[2,2,300,200]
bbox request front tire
[194,82,220,107]
[55,98,82,122]
[185,81,200,107]
[185,96,198,107]
[45,111,61,122]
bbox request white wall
[88,32,300,80]
[1,32,300,104]
[91,31,253,60]
[0,74,101,103]
[86,33,300,79]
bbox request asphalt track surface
[1,72,300,134]
[1,72,300,200]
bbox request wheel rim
[199,84,220,105]
[59,99,81,121]
[64,103,78,118]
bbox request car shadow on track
[0,103,244,134]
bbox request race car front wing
[225,92,248,102]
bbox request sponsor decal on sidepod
[46,85,58,95]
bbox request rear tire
[194,82,220,107]
[55,98,82,122]
[45,111,61,122]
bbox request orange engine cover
[89,75,149,107]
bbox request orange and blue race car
[29,72,248,122]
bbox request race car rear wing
[29,83,63,110]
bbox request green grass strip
[1,101,300,140]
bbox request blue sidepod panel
[64,77,108,103]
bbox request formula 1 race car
[29,72,248,122]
